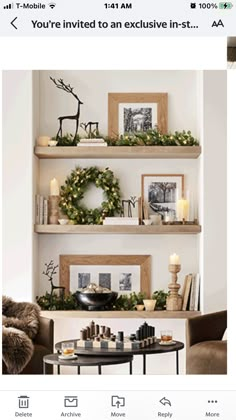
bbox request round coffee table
[55,340,184,374]
[43,353,133,375]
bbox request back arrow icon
[11,17,18,29]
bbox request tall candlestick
[166,264,183,311]
[169,253,180,265]
[50,178,59,196]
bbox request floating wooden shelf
[34,145,201,159]
[35,224,201,235]
[41,310,201,320]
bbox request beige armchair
[3,316,54,375]
[186,311,227,374]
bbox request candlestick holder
[166,264,183,311]
[49,195,60,224]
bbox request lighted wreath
[60,166,122,224]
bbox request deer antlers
[43,260,58,282]
[50,77,83,104]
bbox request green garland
[54,129,199,147]
[36,290,168,311]
[106,129,199,147]
[60,166,122,224]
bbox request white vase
[143,299,156,311]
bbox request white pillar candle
[169,253,180,265]
[177,198,189,221]
[37,136,51,146]
[50,178,59,196]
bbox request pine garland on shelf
[59,166,122,225]
[53,129,199,147]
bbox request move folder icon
[64,396,78,407]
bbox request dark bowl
[75,291,118,311]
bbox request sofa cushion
[187,340,227,374]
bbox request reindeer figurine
[43,260,65,309]
[121,196,138,217]
[50,77,83,142]
[80,121,99,138]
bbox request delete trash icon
[18,396,30,409]
[64,396,78,408]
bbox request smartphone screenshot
[0,1,235,419]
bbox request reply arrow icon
[160,397,171,407]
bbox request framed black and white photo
[99,273,111,289]
[119,273,132,291]
[108,93,168,137]
[71,265,139,295]
[59,255,151,297]
[141,174,184,219]
[119,103,157,134]
[78,273,91,289]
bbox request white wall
[201,71,227,313]
[2,71,35,301]
[39,70,199,137]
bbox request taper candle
[50,178,59,196]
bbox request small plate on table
[159,340,176,346]
[58,354,78,360]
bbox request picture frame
[60,255,151,297]
[141,174,184,220]
[108,93,168,137]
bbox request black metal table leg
[77,366,80,375]
[176,350,179,375]
[143,354,146,375]
[43,361,46,375]
[129,361,133,375]
[98,365,102,375]
[57,365,60,375]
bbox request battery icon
[219,2,233,8]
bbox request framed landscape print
[59,255,151,297]
[141,174,184,219]
[108,93,168,137]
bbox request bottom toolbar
[0,390,234,419]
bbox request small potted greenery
[151,290,168,310]
[133,292,147,311]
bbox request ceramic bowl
[48,140,58,147]
[58,219,68,225]
[143,219,152,226]
[75,291,118,311]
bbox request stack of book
[77,138,107,147]
[35,195,48,225]
[103,217,139,226]
[182,273,200,311]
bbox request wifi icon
[48,2,56,8]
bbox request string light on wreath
[60,166,122,225]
